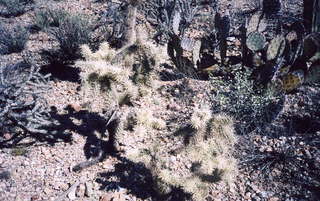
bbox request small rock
[252,195,261,201]
[43,187,52,195]
[69,103,82,112]
[260,191,272,198]
[228,36,236,42]
[245,192,251,199]
[3,133,11,140]
[174,89,180,96]
[68,185,77,200]
[250,184,260,193]
[304,149,312,159]
[266,147,273,152]
[30,195,40,201]
[100,193,114,201]
[269,197,280,201]
[85,182,93,197]
[76,183,86,197]
[60,182,69,191]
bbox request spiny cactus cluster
[127,108,166,140]
[139,105,237,200]
[124,105,237,200]
[77,41,154,110]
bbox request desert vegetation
[0,0,319,201]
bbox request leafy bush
[0,23,29,54]
[210,68,284,134]
[0,62,55,138]
[0,0,34,17]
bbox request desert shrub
[210,68,284,134]
[0,0,34,17]
[33,8,68,31]
[0,23,29,54]
[0,62,55,139]
[48,13,93,62]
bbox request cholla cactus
[305,62,320,83]
[148,111,237,200]
[246,31,266,52]
[267,35,286,61]
[190,105,212,130]
[303,32,320,61]
[77,41,140,110]
[207,113,236,147]
[135,108,166,130]
[80,43,116,62]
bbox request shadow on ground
[40,64,80,83]
[96,155,192,201]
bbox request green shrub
[0,0,34,17]
[0,23,29,54]
[210,68,284,134]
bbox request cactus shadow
[96,156,192,201]
[51,105,119,158]
[40,63,80,83]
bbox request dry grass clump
[0,23,29,54]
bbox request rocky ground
[1,0,320,201]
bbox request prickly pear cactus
[247,11,267,34]
[172,11,181,36]
[267,35,286,61]
[303,33,320,61]
[305,62,320,83]
[246,32,266,52]
[281,70,304,92]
